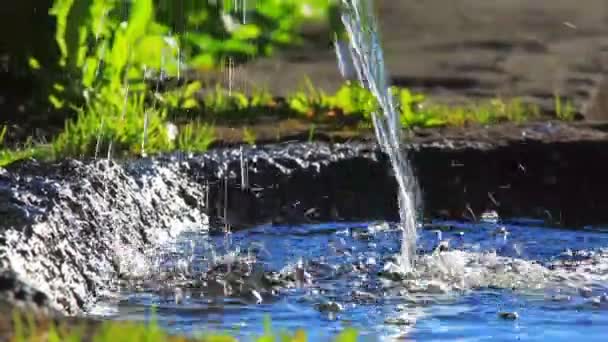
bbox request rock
[579,287,593,298]
[590,296,602,307]
[0,143,392,314]
[0,158,209,314]
[316,301,343,313]
[384,317,412,326]
[498,311,519,320]
[480,210,499,223]
[549,294,571,302]
[351,290,378,303]
[426,281,448,294]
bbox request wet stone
[498,311,519,320]
[316,301,343,313]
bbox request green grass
[0,81,564,168]
[554,94,576,121]
[0,126,51,167]
[177,122,216,153]
[9,312,358,342]
[52,93,172,158]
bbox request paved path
[229,0,608,119]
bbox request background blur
[1,0,607,152]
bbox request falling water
[337,0,419,272]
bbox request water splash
[337,0,419,272]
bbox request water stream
[337,0,419,272]
[92,220,608,341]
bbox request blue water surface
[93,219,608,341]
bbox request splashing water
[337,0,419,272]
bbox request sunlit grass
[0,81,564,168]
[8,312,358,342]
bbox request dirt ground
[225,0,608,119]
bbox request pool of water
[90,219,608,341]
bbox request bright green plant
[402,95,541,128]
[308,124,316,142]
[176,122,216,153]
[395,88,446,128]
[0,141,51,168]
[50,0,179,104]
[199,86,278,121]
[153,0,334,69]
[52,93,171,158]
[48,0,180,158]
[0,125,7,147]
[333,81,377,117]
[288,81,373,118]
[555,94,576,121]
[10,311,359,342]
[156,81,202,118]
[0,127,50,167]
[243,126,257,145]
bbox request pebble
[316,301,343,313]
[498,311,519,320]
[384,317,412,326]
[174,288,183,305]
[426,281,448,294]
[351,290,378,302]
[481,210,500,223]
[493,226,509,236]
[579,287,593,298]
[549,294,571,302]
[590,296,602,306]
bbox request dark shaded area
[412,141,608,227]
[0,0,64,144]
[206,138,608,228]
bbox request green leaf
[54,0,90,68]
[0,125,7,146]
[125,0,154,46]
[28,57,41,70]
[49,0,75,66]
[132,35,178,72]
[49,94,65,109]
[191,53,216,69]
[232,24,262,40]
[184,81,202,98]
[181,98,199,109]
[82,57,99,88]
[334,328,358,342]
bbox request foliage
[555,94,576,121]
[0,125,7,147]
[47,0,333,102]
[52,93,171,158]
[176,122,216,153]
[49,0,179,106]
[156,81,203,118]
[10,311,359,342]
[419,97,540,127]
[395,88,445,128]
[288,80,377,119]
[0,145,49,168]
[285,82,540,128]
[161,0,333,69]
[0,79,548,166]
[243,126,257,145]
[201,86,277,121]
[0,126,51,167]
